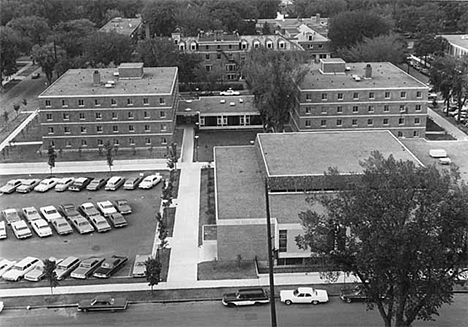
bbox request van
[105,176,125,191]
[54,256,80,280]
[2,257,40,281]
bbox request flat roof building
[440,34,468,57]
[100,17,142,39]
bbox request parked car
[0,179,23,194]
[77,295,128,312]
[340,285,383,303]
[31,72,40,79]
[54,256,80,280]
[2,208,21,225]
[280,287,329,305]
[12,220,32,239]
[24,259,61,282]
[22,206,42,223]
[197,90,214,97]
[31,219,53,237]
[39,205,62,223]
[115,199,132,214]
[59,203,81,219]
[71,257,105,279]
[220,88,240,96]
[222,288,270,307]
[132,254,151,277]
[89,215,111,233]
[93,255,128,278]
[34,178,59,192]
[16,179,41,193]
[54,177,75,192]
[96,200,118,218]
[139,174,162,189]
[86,178,107,191]
[108,212,127,228]
[69,177,92,192]
[69,216,94,234]
[0,259,16,277]
[124,176,143,190]
[50,216,73,235]
[79,202,101,218]
[105,176,125,191]
[0,221,6,239]
[2,257,40,281]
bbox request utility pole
[264,178,277,327]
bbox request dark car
[69,177,92,192]
[0,179,23,194]
[114,199,132,215]
[340,285,384,303]
[222,288,270,307]
[77,295,128,312]
[93,255,128,278]
[197,90,214,97]
[108,212,127,228]
[59,203,80,219]
[86,178,107,191]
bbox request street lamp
[194,135,199,162]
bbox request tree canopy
[82,31,134,67]
[297,151,468,327]
[0,26,24,79]
[32,42,66,84]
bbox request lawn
[198,260,258,280]
[198,168,216,246]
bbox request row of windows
[48,137,167,148]
[304,117,421,127]
[177,40,288,51]
[306,91,422,101]
[48,124,168,134]
[44,97,167,108]
[304,104,422,115]
[45,111,167,121]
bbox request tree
[242,48,308,132]
[104,141,113,172]
[53,19,96,58]
[413,34,448,67]
[338,34,407,65]
[31,43,66,84]
[43,258,59,295]
[7,15,51,52]
[136,38,180,67]
[328,10,392,50]
[2,110,9,129]
[83,31,134,67]
[145,257,162,295]
[0,26,24,82]
[47,145,56,174]
[142,0,178,37]
[13,104,20,116]
[166,142,178,170]
[296,151,468,327]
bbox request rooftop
[100,17,141,37]
[299,62,428,90]
[257,131,423,177]
[178,96,256,115]
[39,66,178,98]
[440,34,468,50]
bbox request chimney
[93,70,100,86]
[316,13,320,23]
[364,64,372,79]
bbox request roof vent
[230,102,235,106]
[105,83,113,88]
[239,98,244,103]
[220,100,226,103]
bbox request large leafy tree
[7,15,51,52]
[413,34,448,67]
[297,151,468,327]
[53,19,96,58]
[136,38,180,67]
[0,26,24,81]
[82,31,134,67]
[142,0,178,37]
[43,258,59,295]
[242,48,308,132]
[32,42,66,84]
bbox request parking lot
[0,170,166,285]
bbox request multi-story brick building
[38,63,179,154]
[291,58,429,138]
[171,30,303,82]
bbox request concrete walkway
[428,108,468,141]
[0,109,39,152]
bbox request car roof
[94,295,112,301]
[41,205,56,210]
[297,287,314,293]
[75,177,88,182]
[81,202,94,208]
[13,220,28,227]
[34,219,48,227]
[23,206,37,211]
[3,208,17,213]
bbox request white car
[34,178,59,192]
[3,257,40,281]
[139,174,162,189]
[96,200,118,218]
[40,205,62,222]
[2,208,21,225]
[50,216,73,235]
[54,177,75,192]
[31,219,53,237]
[280,287,329,305]
[11,220,32,239]
[0,221,6,239]
[0,179,23,194]
[220,88,240,96]
[24,258,62,282]
[0,259,16,277]
[22,206,42,223]
[89,215,111,233]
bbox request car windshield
[46,209,57,214]
[17,225,28,231]
[97,221,106,225]
[102,263,112,268]
[58,223,67,227]
[136,262,145,266]
[39,225,48,230]
[78,221,88,226]
[102,203,113,209]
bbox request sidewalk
[0,109,39,152]
[1,61,34,87]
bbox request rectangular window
[336,119,342,126]
[400,91,407,98]
[245,116,250,125]
[61,100,67,107]
[368,106,374,113]
[161,137,167,145]
[353,92,359,100]
[352,119,358,126]
[321,93,328,101]
[66,140,71,147]
[306,93,312,101]
[383,118,389,125]
[80,126,87,133]
[143,98,149,105]
[337,106,342,113]
[114,139,119,146]
[144,125,150,132]
[217,53,221,60]
[129,138,135,146]
[95,112,102,120]
[128,112,134,119]
[384,105,389,112]
[160,111,166,118]
[127,98,133,106]
[320,119,326,127]
[413,131,419,137]
[113,125,119,133]
[416,91,422,98]
[415,105,421,111]
[46,113,53,121]
[279,230,287,252]
[415,118,420,125]
[400,105,407,112]
[96,126,103,133]
[205,54,210,60]
[112,112,118,120]
[48,127,54,134]
[45,100,51,107]
[205,65,212,72]
[352,106,358,113]
[159,98,165,105]
[97,139,103,146]
[305,120,311,127]
[111,99,117,106]
[205,45,209,50]
[78,99,84,107]
[79,112,85,120]
[200,117,205,126]
[384,91,390,99]
[94,99,100,106]
[161,124,167,132]
[145,138,151,145]
[337,93,343,100]
[129,125,135,132]
[321,107,327,114]
[305,107,311,115]
[369,92,375,99]
[144,111,149,119]
[64,126,71,134]
[63,113,69,120]
[367,119,373,126]
[81,140,87,147]
[399,118,405,125]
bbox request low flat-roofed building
[213,130,423,263]
[177,95,262,129]
[100,17,142,39]
[440,34,468,57]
